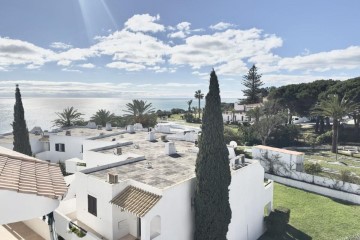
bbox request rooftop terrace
[87,130,253,189]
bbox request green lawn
[260,183,360,240]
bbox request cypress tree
[13,84,32,156]
[241,64,264,104]
[194,70,231,240]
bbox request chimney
[65,130,71,136]
[165,142,176,155]
[127,125,135,133]
[240,154,245,164]
[114,147,122,155]
[147,132,156,141]
[107,172,119,184]
[106,122,112,131]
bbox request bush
[316,130,332,144]
[340,170,353,183]
[184,113,201,123]
[238,124,261,146]
[171,108,185,114]
[156,110,172,118]
[304,162,322,175]
[223,126,240,144]
[268,124,301,147]
[265,207,290,237]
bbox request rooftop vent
[165,141,176,155]
[145,161,153,169]
[106,122,112,131]
[97,125,102,130]
[126,125,135,133]
[107,172,119,184]
[114,147,122,155]
[147,131,156,141]
[65,130,71,136]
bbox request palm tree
[187,100,193,112]
[124,99,155,116]
[91,109,116,127]
[312,94,359,153]
[53,107,84,127]
[124,100,156,127]
[194,90,204,119]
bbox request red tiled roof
[0,149,67,199]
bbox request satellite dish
[230,141,238,148]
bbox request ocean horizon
[0,97,237,134]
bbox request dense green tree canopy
[194,70,231,240]
[13,85,32,156]
[241,65,264,104]
[269,80,339,116]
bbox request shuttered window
[88,195,97,216]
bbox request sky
[0,0,360,98]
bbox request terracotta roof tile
[110,186,161,217]
[0,149,67,199]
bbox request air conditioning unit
[107,172,119,184]
[65,130,71,136]
[114,147,122,155]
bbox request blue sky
[0,0,360,98]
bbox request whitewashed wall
[266,173,360,204]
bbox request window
[55,143,65,152]
[88,195,97,216]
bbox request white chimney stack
[126,125,135,133]
[165,142,176,155]
[106,122,112,131]
[107,172,119,184]
[147,131,156,141]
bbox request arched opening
[150,215,161,239]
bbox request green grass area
[261,183,360,240]
[161,114,201,127]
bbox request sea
[0,98,237,134]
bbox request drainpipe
[47,212,58,240]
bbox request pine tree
[241,64,264,104]
[13,84,32,156]
[194,70,231,240]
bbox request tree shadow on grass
[258,224,312,240]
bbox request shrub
[268,124,301,147]
[304,162,322,175]
[265,207,290,237]
[316,130,332,144]
[171,108,185,114]
[340,170,353,183]
[223,126,240,144]
[184,113,201,123]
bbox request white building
[54,128,273,240]
[0,146,67,239]
[222,102,263,124]
[252,145,305,174]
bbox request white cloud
[170,28,283,72]
[61,68,82,73]
[168,22,191,39]
[210,22,236,31]
[57,60,71,66]
[124,14,164,33]
[94,29,170,68]
[106,61,146,71]
[49,42,73,50]
[278,46,360,72]
[0,37,54,70]
[78,63,95,68]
